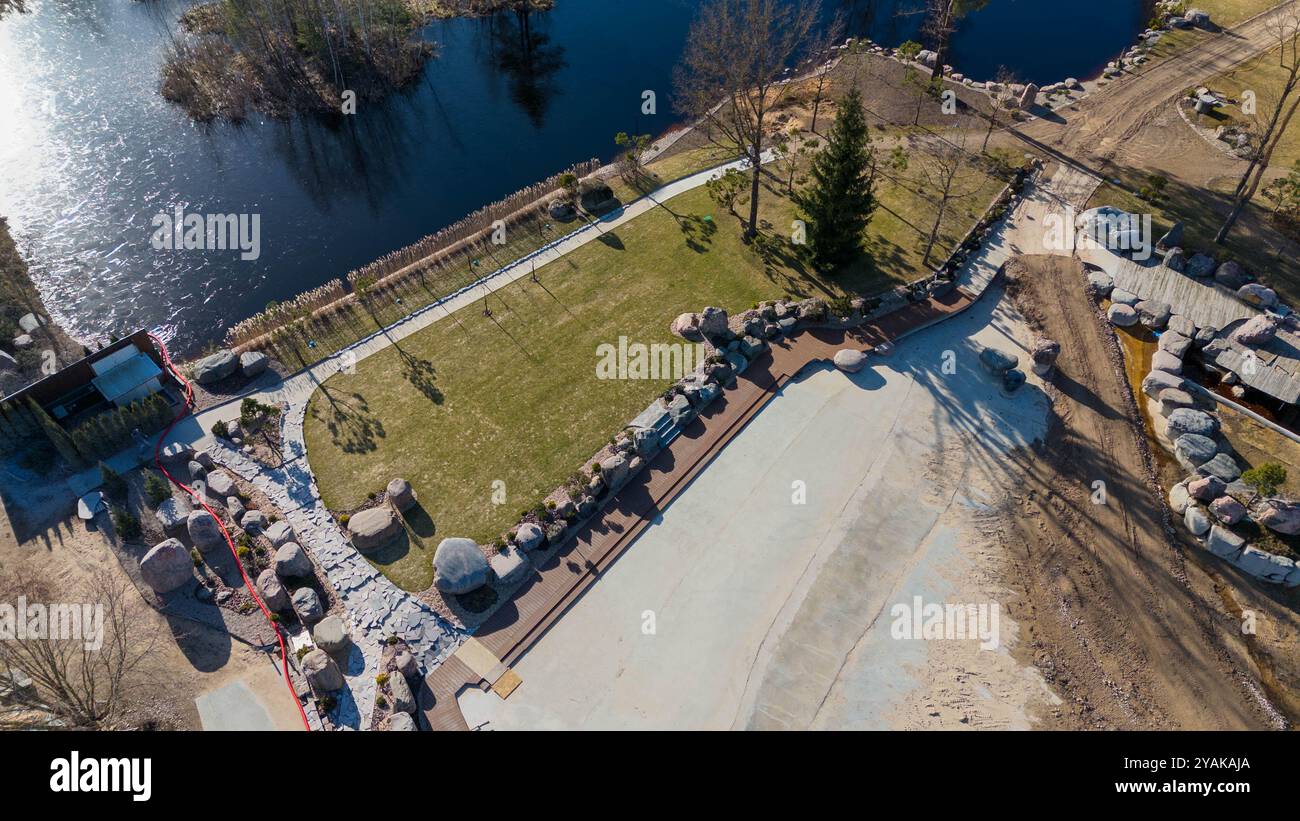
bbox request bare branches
[674,0,819,237]
[0,569,156,729]
[1217,6,1300,243]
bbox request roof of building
[90,351,162,403]
[1203,321,1300,405]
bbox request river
[0,0,1151,354]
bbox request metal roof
[90,352,162,403]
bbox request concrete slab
[195,680,277,731]
[458,286,1055,730]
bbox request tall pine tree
[795,86,876,270]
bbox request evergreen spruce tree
[794,86,877,270]
[26,397,83,467]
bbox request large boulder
[833,349,868,373]
[186,510,226,554]
[301,648,343,692]
[1237,283,1277,309]
[978,347,1018,375]
[239,351,269,378]
[1166,408,1217,438]
[1017,82,1040,109]
[547,196,576,222]
[513,522,545,552]
[349,507,402,553]
[1189,475,1227,502]
[489,545,532,586]
[1205,525,1245,559]
[139,538,194,594]
[698,307,729,339]
[240,509,267,532]
[433,538,490,595]
[1157,331,1192,358]
[155,498,187,531]
[1169,481,1192,515]
[291,587,325,624]
[264,521,295,547]
[1136,300,1171,329]
[312,615,351,655]
[1210,496,1247,525]
[1109,288,1140,306]
[666,392,695,427]
[1167,314,1197,338]
[386,478,417,512]
[1157,222,1184,250]
[1141,369,1184,399]
[1185,253,1217,278]
[671,313,704,342]
[599,452,631,488]
[205,470,235,500]
[1086,270,1114,297]
[1174,434,1218,470]
[578,178,617,213]
[385,712,417,731]
[1151,351,1183,374]
[1165,248,1186,272]
[1108,303,1139,327]
[273,542,313,578]
[1159,388,1197,417]
[1030,338,1061,375]
[388,669,416,714]
[1214,260,1250,291]
[1256,499,1300,535]
[193,350,239,384]
[256,568,290,611]
[1185,505,1211,536]
[1231,313,1280,346]
[1197,452,1241,483]
[1234,546,1296,584]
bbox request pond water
[0,0,1151,354]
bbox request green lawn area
[303,142,1008,592]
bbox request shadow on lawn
[310,386,386,454]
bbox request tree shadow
[679,214,717,253]
[393,341,443,405]
[310,386,386,454]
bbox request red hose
[147,333,312,732]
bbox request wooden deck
[418,284,981,731]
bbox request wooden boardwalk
[419,284,980,731]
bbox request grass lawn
[303,140,1007,592]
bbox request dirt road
[1018,2,1300,171]
[1000,255,1288,729]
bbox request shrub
[211,419,229,439]
[191,548,203,567]
[100,462,127,501]
[376,673,390,686]
[376,695,388,709]
[144,471,171,507]
[1242,463,1288,499]
[111,506,141,540]
[338,513,350,526]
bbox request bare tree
[0,569,157,730]
[806,11,846,134]
[913,134,983,266]
[1216,8,1300,244]
[982,66,1018,153]
[922,0,989,81]
[675,0,819,239]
